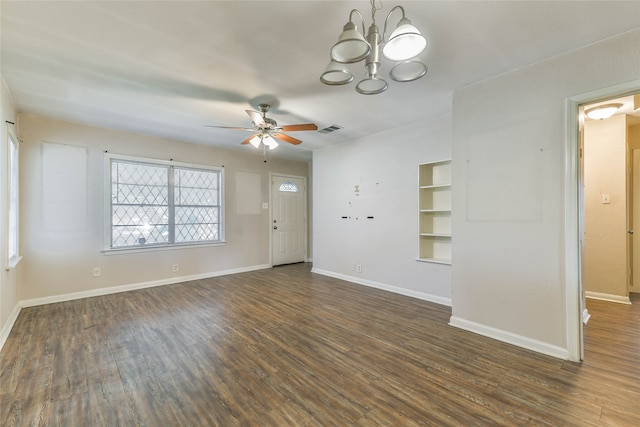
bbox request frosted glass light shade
[320,61,354,85]
[382,18,426,61]
[356,77,388,95]
[249,135,262,148]
[331,22,371,63]
[264,135,279,149]
[390,60,427,82]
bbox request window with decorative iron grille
[107,155,223,249]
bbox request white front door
[271,175,306,266]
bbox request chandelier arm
[382,5,405,41]
[348,9,367,34]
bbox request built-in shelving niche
[418,161,451,264]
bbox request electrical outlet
[356,264,362,273]
[172,264,179,272]
[93,267,101,277]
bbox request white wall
[16,113,309,302]
[451,29,640,358]
[0,76,19,347]
[312,116,452,305]
[583,115,628,298]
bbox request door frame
[632,149,640,293]
[564,79,640,362]
[269,173,308,266]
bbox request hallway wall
[583,115,628,299]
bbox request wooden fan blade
[240,134,260,145]
[246,110,265,127]
[280,124,318,132]
[272,132,302,145]
[205,125,255,131]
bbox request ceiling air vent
[318,124,342,134]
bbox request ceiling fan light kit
[206,103,317,153]
[249,134,278,150]
[320,0,428,95]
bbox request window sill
[102,241,227,256]
[5,255,23,271]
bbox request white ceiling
[2,1,640,161]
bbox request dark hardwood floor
[1,263,639,426]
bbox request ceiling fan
[206,103,318,150]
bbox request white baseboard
[310,268,452,307]
[0,303,22,352]
[19,264,272,308]
[448,316,569,360]
[585,291,631,304]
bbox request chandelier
[320,0,428,95]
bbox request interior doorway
[270,174,307,266]
[581,96,638,304]
[632,150,640,292]
[573,90,640,361]
[565,81,640,362]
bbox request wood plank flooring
[1,263,639,426]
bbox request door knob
[273,226,278,230]
[629,230,634,234]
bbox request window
[107,155,223,250]
[6,131,21,269]
[279,181,299,192]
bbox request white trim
[585,291,632,305]
[449,316,570,360]
[564,96,583,362]
[564,78,640,362]
[0,304,21,352]
[19,264,271,308]
[4,255,22,271]
[103,241,226,255]
[311,267,452,307]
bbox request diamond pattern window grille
[110,158,222,249]
[174,168,220,243]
